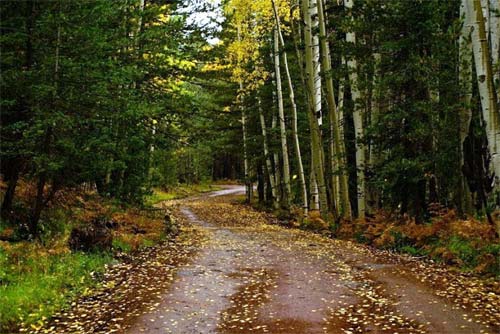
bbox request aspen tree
[487,0,500,94]
[271,0,308,214]
[302,0,329,217]
[272,112,282,203]
[467,0,500,233]
[345,0,366,218]
[273,27,292,207]
[310,158,320,211]
[317,0,351,219]
[258,95,279,208]
[459,0,474,213]
[270,69,283,204]
[367,52,381,212]
[237,24,252,203]
[468,0,500,181]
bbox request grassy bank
[0,241,111,332]
[0,181,224,332]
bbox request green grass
[144,182,222,206]
[112,238,133,253]
[0,244,111,332]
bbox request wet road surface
[125,186,499,334]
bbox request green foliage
[112,238,133,253]
[447,236,478,267]
[0,0,237,234]
[0,245,111,332]
[400,245,426,257]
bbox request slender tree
[258,95,279,208]
[317,0,351,219]
[273,27,292,207]
[345,0,366,218]
[302,0,329,217]
[271,0,308,214]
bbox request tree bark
[367,52,382,212]
[258,95,279,209]
[345,0,366,219]
[271,0,308,214]
[487,0,500,95]
[317,0,351,219]
[237,24,252,203]
[459,0,474,214]
[273,27,292,208]
[302,0,329,218]
[467,0,500,233]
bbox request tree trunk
[273,27,292,208]
[302,0,329,218]
[237,24,252,203]
[257,163,265,203]
[345,0,366,219]
[271,0,308,214]
[317,0,350,219]
[1,167,20,218]
[310,156,320,211]
[459,0,474,214]
[467,0,500,233]
[258,95,279,209]
[366,53,382,212]
[488,0,500,95]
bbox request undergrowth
[0,180,220,332]
[0,242,111,332]
[335,209,500,276]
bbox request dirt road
[126,186,498,334]
[37,186,499,334]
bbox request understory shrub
[336,209,500,275]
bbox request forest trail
[124,186,498,334]
[37,186,499,334]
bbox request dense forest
[3,0,500,236]
[1,0,500,333]
[1,0,241,235]
[222,0,500,232]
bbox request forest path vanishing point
[38,186,499,334]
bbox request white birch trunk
[481,0,490,38]
[337,77,345,208]
[241,87,252,203]
[312,0,322,127]
[317,0,351,219]
[237,25,252,203]
[272,112,282,203]
[310,157,320,211]
[468,0,500,183]
[345,0,366,219]
[338,57,346,147]
[271,0,308,214]
[273,27,292,207]
[488,0,500,92]
[468,1,500,236]
[303,0,329,217]
[258,96,279,209]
